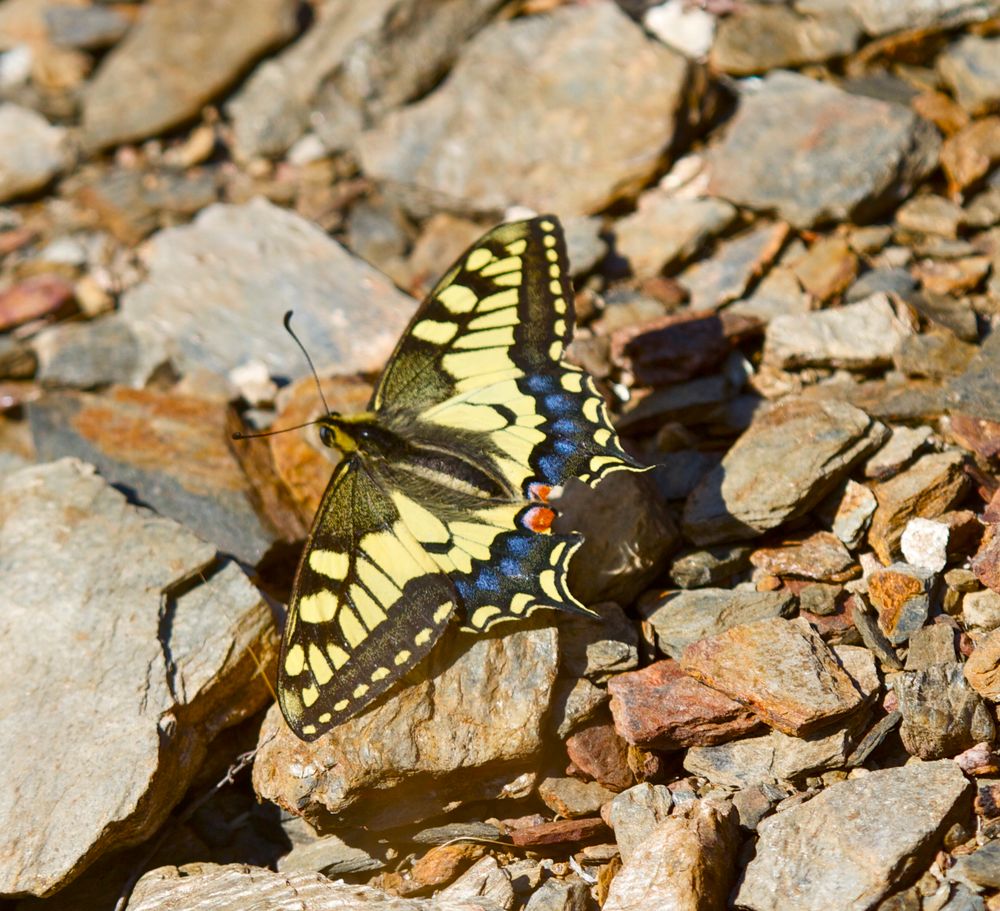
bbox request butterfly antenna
[231,418,322,441]
[283,310,331,415]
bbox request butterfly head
[317,412,383,456]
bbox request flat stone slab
[683,397,888,544]
[707,71,939,228]
[82,0,299,150]
[252,622,559,831]
[0,459,276,896]
[357,2,690,215]
[680,617,866,736]
[737,760,973,911]
[120,199,417,384]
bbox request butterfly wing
[279,458,457,740]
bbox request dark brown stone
[508,817,609,847]
[972,526,1000,594]
[565,719,634,792]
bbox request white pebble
[900,517,949,573]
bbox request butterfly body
[279,216,643,740]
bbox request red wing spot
[528,482,552,503]
[523,506,555,533]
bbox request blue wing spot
[552,418,577,435]
[500,558,522,577]
[454,578,474,600]
[554,438,576,455]
[525,374,553,393]
[544,394,572,413]
[507,536,532,557]
[538,454,564,481]
[476,567,501,592]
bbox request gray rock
[641,588,794,659]
[683,397,888,545]
[558,603,639,682]
[963,589,1000,630]
[127,864,506,911]
[728,265,813,324]
[652,451,721,502]
[252,621,560,830]
[938,34,1000,115]
[538,777,617,819]
[845,267,918,302]
[949,840,1000,891]
[524,879,589,911]
[948,328,1000,424]
[604,800,740,911]
[0,460,276,896]
[823,479,878,550]
[357,3,691,216]
[763,295,912,370]
[33,315,140,388]
[668,544,753,589]
[895,662,996,759]
[737,761,973,911]
[0,102,71,203]
[895,194,966,238]
[44,4,130,50]
[614,191,737,278]
[277,830,385,877]
[608,783,674,864]
[864,425,934,481]
[868,562,936,646]
[708,71,940,229]
[905,623,959,670]
[895,332,980,381]
[82,0,299,150]
[848,0,1000,36]
[229,0,504,161]
[711,4,860,75]
[120,199,417,383]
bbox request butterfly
[278,215,643,740]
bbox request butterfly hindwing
[279,459,457,740]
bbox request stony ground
[2,0,1000,909]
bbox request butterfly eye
[318,425,335,448]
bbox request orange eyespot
[528,482,552,503]
[523,506,555,533]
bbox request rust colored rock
[0,275,74,331]
[791,235,858,302]
[410,843,485,889]
[972,527,1000,594]
[913,256,991,295]
[941,116,1000,193]
[565,719,634,792]
[868,563,935,646]
[749,531,858,583]
[680,617,865,736]
[608,660,763,750]
[950,413,1000,460]
[965,627,1000,702]
[868,451,969,563]
[508,817,609,847]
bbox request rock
[616,374,736,435]
[710,4,860,75]
[608,660,763,750]
[762,295,911,370]
[539,777,617,818]
[798,582,844,616]
[644,0,716,58]
[896,194,967,237]
[603,800,740,911]
[849,0,1000,36]
[0,460,276,897]
[790,235,859,302]
[683,397,888,545]
[555,469,680,606]
[613,191,736,278]
[896,662,996,759]
[846,266,918,302]
[358,3,692,216]
[749,531,857,583]
[868,562,936,645]
[868,451,969,563]
[29,387,277,566]
[44,4,130,50]
[523,879,589,911]
[728,264,813,323]
[736,761,973,911]
[565,718,634,792]
[668,544,753,589]
[437,856,514,910]
[707,71,939,229]
[557,604,639,683]
[680,617,866,736]
[850,594,904,670]
[963,589,1000,630]
[126,864,505,911]
[508,817,608,848]
[913,255,991,295]
[950,413,1000,459]
[229,0,503,161]
[82,0,299,150]
[972,529,1000,593]
[864,425,934,480]
[0,273,75,331]
[678,221,789,312]
[607,783,673,864]
[32,315,140,388]
[905,622,959,670]
[938,34,1000,116]
[965,627,1000,701]
[948,328,1000,425]
[640,588,795,659]
[551,677,608,740]
[895,332,979,381]
[901,517,951,572]
[277,831,385,877]
[410,843,488,891]
[941,116,1000,194]
[252,621,559,831]
[824,479,879,550]
[120,199,417,384]
[0,102,71,202]
[950,839,1000,890]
